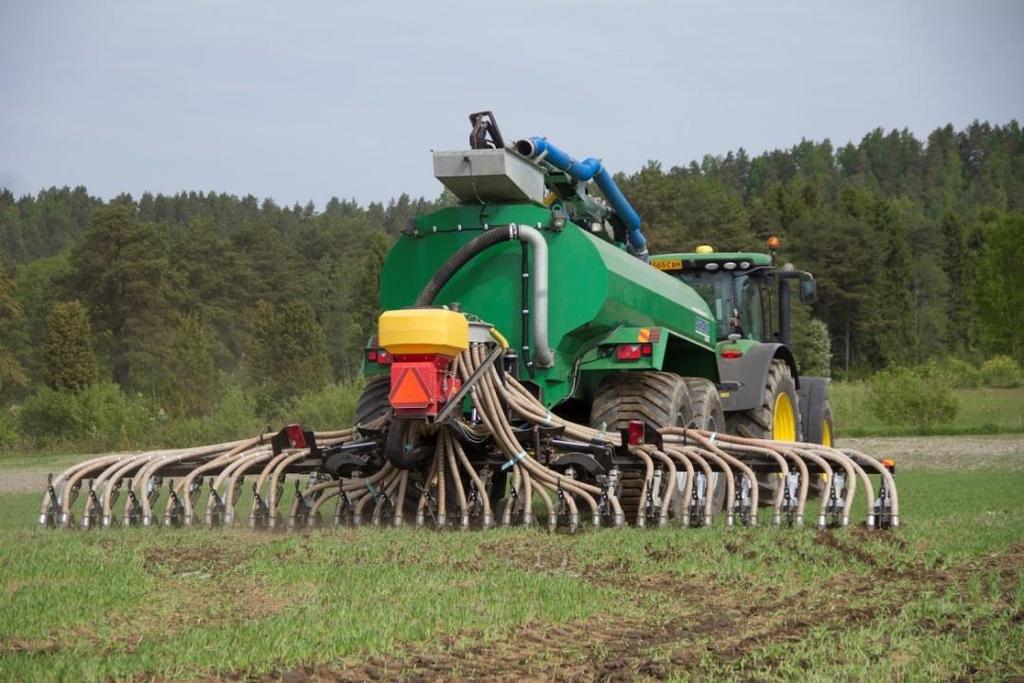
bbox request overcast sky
[2,1,1022,207]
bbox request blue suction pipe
[514,137,648,259]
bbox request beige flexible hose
[645,447,677,527]
[472,348,587,528]
[806,446,857,526]
[39,337,901,533]
[714,441,790,525]
[442,431,469,529]
[661,432,738,526]
[450,432,493,528]
[840,448,900,526]
[662,446,697,526]
[679,446,717,525]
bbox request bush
[792,317,831,377]
[919,357,981,389]
[0,408,19,450]
[828,380,871,432]
[283,379,364,431]
[18,382,159,450]
[158,385,262,447]
[18,387,77,442]
[979,355,1023,388]
[867,367,959,429]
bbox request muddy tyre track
[264,540,1024,682]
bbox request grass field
[831,384,1024,437]
[1,438,1022,681]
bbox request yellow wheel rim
[772,392,797,441]
[822,420,832,447]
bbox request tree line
[0,119,1021,443]
[618,120,1024,374]
[0,189,437,415]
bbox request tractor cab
[650,239,817,349]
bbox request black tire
[681,378,728,515]
[355,375,391,428]
[805,399,835,498]
[804,400,835,447]
[590,371,690,526]
[726,359,799,506]
[353,376,430,524]
[591,371,691,432]
[683,378,726,433]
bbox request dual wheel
[590,371,726,525]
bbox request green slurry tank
[366,112,724,420]
[376,201,720,409]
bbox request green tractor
[649,244,834,448]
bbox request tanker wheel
[679,378,728,518]
[355,375,392,429]
[590,371,691,526]
[725,359,799,506]
[353,376,424,523]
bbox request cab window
[736,274,764,341]
[680,271,733,340]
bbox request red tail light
[720,349,744,359]
[284,423,307,449]
[627,419,645,446]
[616,344,643,361]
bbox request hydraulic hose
[415,224,553,367]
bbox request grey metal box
[433,148,546,204]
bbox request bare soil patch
[842,434,1024,471]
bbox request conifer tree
[41,300,99,391]
[160,313,216,417]
[248,301,331,412]
[0,260,27,395]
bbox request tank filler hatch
[433,148,547,204]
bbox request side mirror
[799,278,817,304]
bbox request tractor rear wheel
[821,401,834,447]
[590,371,690,526]
[726,359,798,505]
[803,399,834,447]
